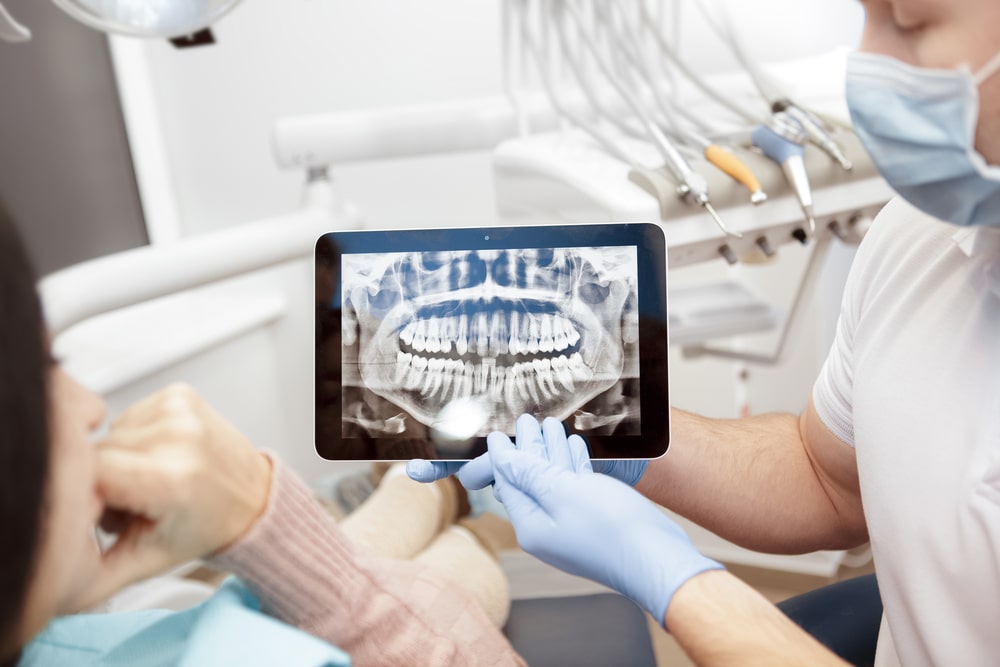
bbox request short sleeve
[812,302,857,448]
[811,210,887,449]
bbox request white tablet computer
[315,222,669,461]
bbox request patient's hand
[79,383,271,609]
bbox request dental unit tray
[315,222,669,461]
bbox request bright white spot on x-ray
[429,396,491,455]
[341,245,639,437]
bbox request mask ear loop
[973,50,1000,86]
[968,50,1000,179]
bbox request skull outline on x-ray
[342,245,638,435]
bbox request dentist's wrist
[623,521,724,625]
[643,561,725,626]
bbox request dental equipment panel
[316,222,669,461]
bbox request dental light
[0,0,244,41]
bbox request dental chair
[504,594,657,666]
[778,573,882,667]
[495,549,659,666]
[502,573,884,667]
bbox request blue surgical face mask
[846,50,1000,227]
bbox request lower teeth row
[392,351,592,403]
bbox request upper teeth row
[399,312,581,357]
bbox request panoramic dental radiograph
[339,245,640,450]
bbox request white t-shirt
[813,197,1000,666]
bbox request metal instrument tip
[704,201,743,239]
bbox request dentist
[410,1,1000,664]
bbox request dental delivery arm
[638,399,868,554]
[211,455,523,667]
[667,570,849,667]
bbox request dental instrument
[751,111,815,235]
[598,1,768,205]
[692,0,854,172]
[525,7,766,207]
[685,130,768,205]
[772,99,853,172]
[558,0,740,239]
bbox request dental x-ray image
[341,244,639,449]
[315,223,668,461]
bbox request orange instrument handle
[705,144,765,201]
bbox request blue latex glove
[406,442,649,487]
[406,454,494,488]
[591,458,649,487]
[405,459,467,483]
[487,414,722,625]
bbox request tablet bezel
[315,222,669,461]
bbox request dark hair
[0,202,49,661]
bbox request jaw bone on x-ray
[341,245,640,445]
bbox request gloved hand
[487,414,722,625]
[406,455,492,487]
[591,458,649,487]
[405,458,468,484]
[406,440,650,487]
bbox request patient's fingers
[107,383,186,430]
[106,393,160,431]
[77,520,173,612]
[95,448,169,517]
[98,508,131,535]
[96,421,172,454]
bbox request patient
[0,203,523,666]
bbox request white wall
[114,0,865,238]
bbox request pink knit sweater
[210,456,525,667]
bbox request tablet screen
[316,223,668,461]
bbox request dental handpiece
[558,0,740,240]
[680,127,766,205]
[649,123,742,239]
[752,112,816,234]
[702,143,767,205]
[772,99,853,172]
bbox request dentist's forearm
[666,570,849,667]
[636,406,867,553]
